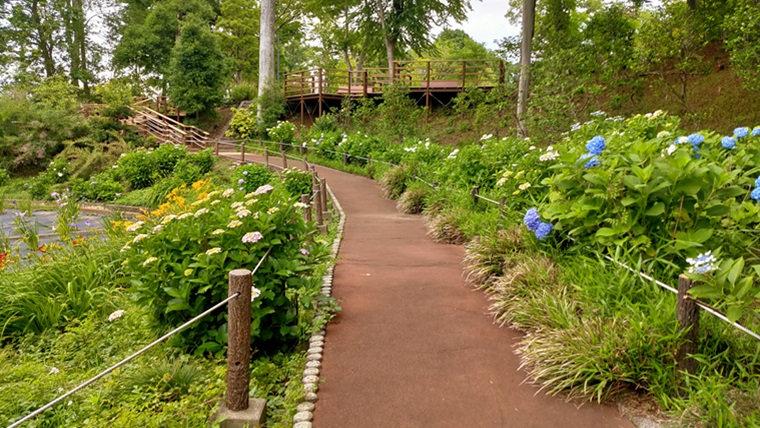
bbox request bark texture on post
[676,274,700,395]
[226,269,253,412]
[320,178,328,213]
[281,150,287,168]
[301,194,312,222]
[343,152,348,166]
[264,148,269,166]
[313,185,323,226]
[517,0,536,137]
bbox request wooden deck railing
[284,59,505,99]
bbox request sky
[435,0,522,50]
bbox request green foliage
[267,121,297,144]
[374,85,425,142]
[235,163,275,193]
[0,240,123,340]
[167,17,228,115]
[71,176,125,202]
[724,0,760,92]
[27,157,71,200]
[97,79,138,119]
[122,181,327,353]
[0,170,9,187]
[282,168,313,197]
[228,83,257,104]
[227,106,258,139]
[257,84,287,134]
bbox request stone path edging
[291,183,346,428]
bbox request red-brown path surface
[229,152,634,428]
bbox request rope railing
[9,250,271,428]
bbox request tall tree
[517,0,535,137]
[364,0,470,75]
[167,17,227,116]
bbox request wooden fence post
[303,157,309,171]
[226,269,252,411]
[301,194,312,222]
[499,197,507,228]
[264,148,269,166]
[240,142,245,163]
[214,140,219,157]
[471,186,480,205]
[281,150,288,169]
[313,184,324,229]
[343,152,348,166]
[320,178,330,221]
[676,274,700,396]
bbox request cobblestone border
[292,183,346,428]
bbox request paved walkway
[228,152,634,428]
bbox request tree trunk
[31,0,56,77]
[74,0,89,96]
[258,0,276,121]
[385,38,395,78]
[516,0,535,137]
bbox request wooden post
[320,177,328,215]
[303,157,309,170]
[226,269,252,412]
[318,69,323,118]
[461,62,467,91]
[343,152,348,166]
[264,148,269,166]
[301,194,312,222]
[425,61,431,122]
[471,186,479,205]
[259,138,263,147]
[299,144,304,156]
[313,185,323,227]
[214,140,219,157]
[367,155,371,166]
[676,274,700,396]
[281,150,288,169]
[498,59,505,85]
[363,70,368,97]
[240,142,245,163]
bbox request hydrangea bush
[120,179,327,354]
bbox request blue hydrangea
[535,222,553,240]
[524,208,541,231]
[752,127,760,137]
[693,264,716,274]
[584,156,600,169]
[755,176,760,188]
[721,136,736,149]
[586,136,606,155]
[752,188,760,202]
[687,134,704,147]
[734,127,749,139]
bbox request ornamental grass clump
[424,209,467,245]
[120,179,328,354]
[396,182,427,214]
[379,164,411,199]
[462,227,527,289]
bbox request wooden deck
[284,59,506,122]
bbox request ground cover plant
[264,111,760,425]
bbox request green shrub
[0,169,9,187]
[267,121,297,145]
[311,113,339,134]
[121,181,327,353]
[235,164,275,193]
[226,106,257,139]
[282,168,313,198]
[229,83,257,104]
[71,176,125,202]
[116,149,158,189]
[152,143,188,176]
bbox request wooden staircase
[126,104,210,150]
